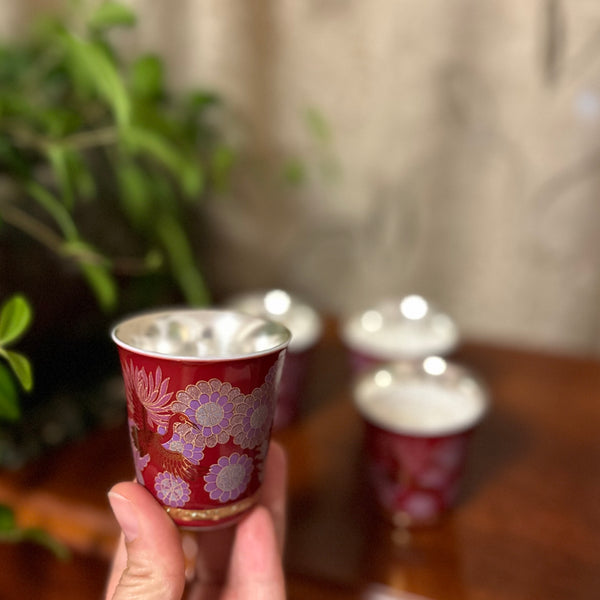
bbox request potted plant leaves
[0,0,233,466]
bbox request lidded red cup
[111,308,291,529]
[341,295,459,374]
[353,356,488,527]
[225,289,322,429]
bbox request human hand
[104,440,287,600]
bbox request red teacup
[225,289,322,429]
[353,357,488,527]
[111,308,291,529]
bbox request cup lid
[225,289,322,352]
[341,295,459,360]
[111,308,291,361]
[353,357,488,437]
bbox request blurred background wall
[4,0,600,356]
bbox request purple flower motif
[231,388,274,449]
[161,422,205,465]
[154,471,191,508]
[204,453,253,503]
[173,379,241,448]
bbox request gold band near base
[165,493,258,523]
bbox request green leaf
[61,33,131,126]
[68,152,96,201]
[117,162,152,227]
[0,505,70,560]
[4,350,33,392]
[62,241,118,311]
[120,125,203,197]
[131,55,163,100]
[155,214,210,306]
[0,363,20,421]
[47,145,74,208]
[38,108,82,138]
[180,161,204,199]
[88,1,136,31]
[47,146,95,204]
[0,505,16,531]
[121,125,183,172]
[80,260,118,312]
[186,91,219,111]
[0,295,32,346]
[210,146,234,192]
[21,527,71,561]
[26,182,78,241]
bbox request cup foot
[165,493,258,529]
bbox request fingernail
[108,491,139,543]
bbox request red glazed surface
[273,348,313,429]
[117,346,286,528]
[364,421,474,526]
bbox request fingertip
[108,490,140,543]
[231,505,285,586]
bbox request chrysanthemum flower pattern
[231,387,274,449]
[204,453,253,502]
[172,379,241,448]
[155,471,191,507]
[124,358,283,510]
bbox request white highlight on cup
[399,295,428,320]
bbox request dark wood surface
[0,323,599,599]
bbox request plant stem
[61,126,119,151]
[0,203,64,254]
[6,124,119,153]
[0,200,160,276]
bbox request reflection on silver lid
[111,309,291,360]
[225,289,322,352]
[342,295,459,359]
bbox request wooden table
[0,323,599,599]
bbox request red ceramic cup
[353,357,488,527]
[111,308,291,529]
[225,289,322,429]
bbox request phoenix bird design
[124,362,201,479]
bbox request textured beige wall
[4,0,600,355]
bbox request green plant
[0,294,33,423]
[0,1,233,554]
[0,0,232,312]
[0,503,69,559]
[0,294,69,559]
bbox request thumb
[105,482,186,600]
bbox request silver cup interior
[353,357,488,436]
[112,309,291,360]
[225,289,322,353]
